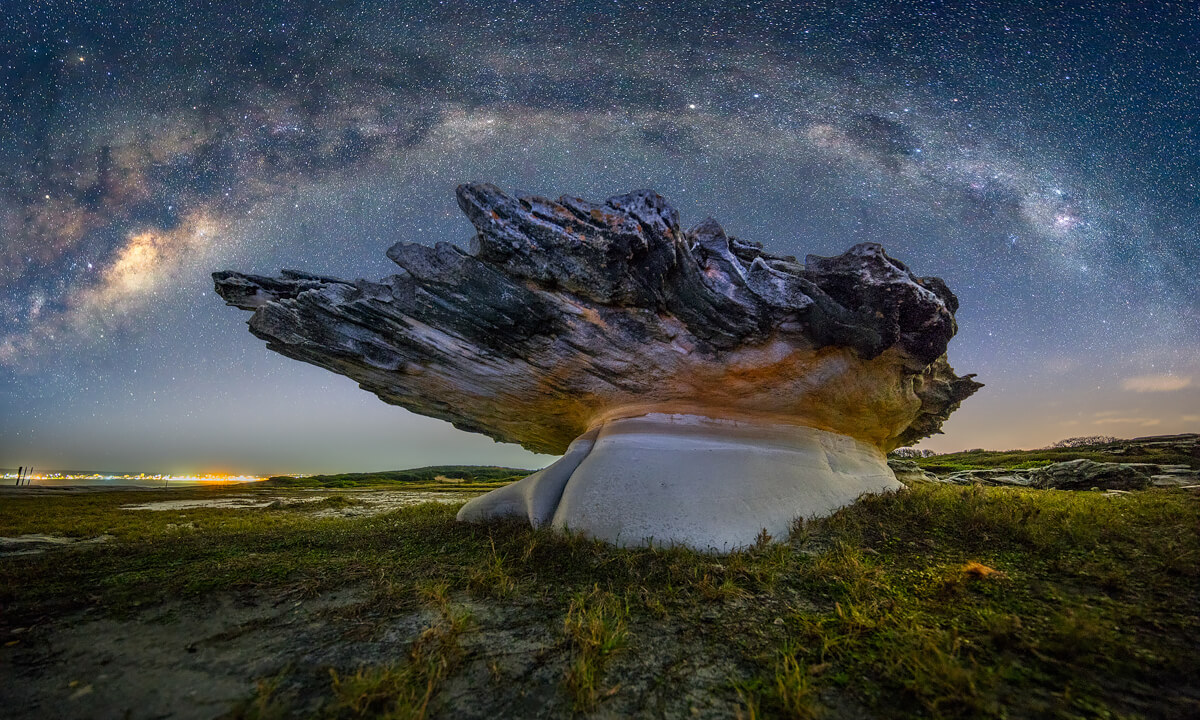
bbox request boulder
[1030,459,1153,491]
[924,460,1200,491]
[214,183,981,550]
[887,459,944,485]
[941,469,1035,487]
[1028,459,1200,490]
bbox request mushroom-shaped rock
[213,183,981,550]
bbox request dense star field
[1,1,1197,474]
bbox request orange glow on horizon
[3,471,266,483]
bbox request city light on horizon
[2,470,267,484]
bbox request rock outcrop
[1030,459,1200,490]
[887,459,944,485]
[932,460,1200,490]
[214,182,981,549]
[941,469,1036,487]
[1088,434,1200,459]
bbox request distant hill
[907,434,1200,474]
[264,465,535,488]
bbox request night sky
[2,1,1197,475]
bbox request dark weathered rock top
[214,183,981,454]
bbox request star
[1,0,1195,471]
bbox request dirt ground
[0,487,756,719]
[2,586,757,719]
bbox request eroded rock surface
[215,183,978,455]
[215,183,981,548]
[886,459,943,485]
[931,460,1200,490]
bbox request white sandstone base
[457,413,901,552]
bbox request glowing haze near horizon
[2,0,1197,475]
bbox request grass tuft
[468,536,516,598]
[227,669,293,720]
[563,586,629,711]
[326,604,471,719]
[774,652,821,719]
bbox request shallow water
[0,533,114,557]
[123,490,473,516]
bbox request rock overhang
[213,182,980,457]
[214,182,986,548]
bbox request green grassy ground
[2,483,1197,718]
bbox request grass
[229,599,471,720]
[3,483,1199,718]
[231,669,293,720]
[772,651,821,719]
[563,587,629,711]
[325,603,471,719]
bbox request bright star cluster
[1,1,1197,473]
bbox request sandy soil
[1,586,753,719]
[3,588,371,719]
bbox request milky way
[2,1,1197,473]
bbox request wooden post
[14,466,20,487]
